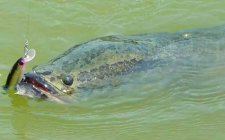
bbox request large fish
[8,25,225,102]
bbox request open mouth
[20,73,58,95]
[18,73,68,103]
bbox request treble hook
[23,40,36,63]
[24,40,29,54]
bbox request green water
[1,0,225,139]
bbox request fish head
[17,66,76,99]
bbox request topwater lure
[4,41,36,90]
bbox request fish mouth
[19,73,59,97]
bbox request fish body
[16,25,225,102]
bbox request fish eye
[62,75,73,86]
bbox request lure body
[4,58,26,89]
[4,42,36,90]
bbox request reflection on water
[1,0,225,140]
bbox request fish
[9,25,225,103]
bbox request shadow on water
[6,90,31,140]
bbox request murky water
[1,0,225,139]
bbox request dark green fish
[14,25,225,102]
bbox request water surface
[1,1,225,140]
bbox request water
[1,0,225,139]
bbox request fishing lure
[4,41,36,90]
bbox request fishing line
[25,0,31,42]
